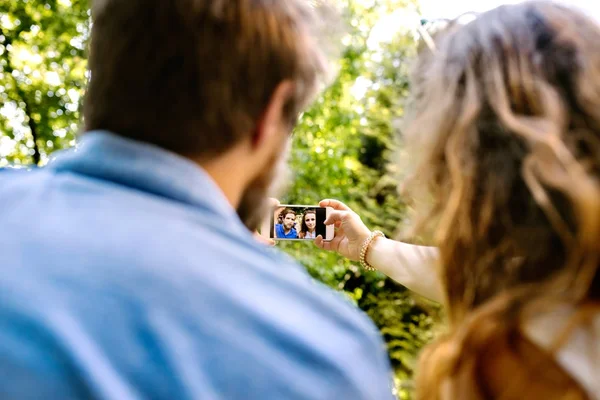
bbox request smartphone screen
[270,206,327,240]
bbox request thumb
[324,210,352,226]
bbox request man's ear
[253,80,295,149]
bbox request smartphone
[260,205,334,241]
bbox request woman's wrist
[364,235,392,271]
[359,231,385,270]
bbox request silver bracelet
[359,230,385,271]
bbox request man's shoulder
[0,165,41,182]
[0,167,393,398]
[0,167,54,204]
[0,196,394,399]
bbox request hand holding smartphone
[260,205,334,241]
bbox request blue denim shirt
[0,131,394,400]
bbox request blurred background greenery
[0,0,440,397]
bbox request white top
[303,231,316,239]
[525,307,600,400]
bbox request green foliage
[280,1,441,397]
[0,0,89,166]
[1,0,440,397]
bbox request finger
[319,199,351,211]
[316,235,342,252]
[268,198,280,207]
[315,235,324,248]
[326,235,343,252]
[323,210,352,225]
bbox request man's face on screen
[283,213,296,229]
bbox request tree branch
[0,26,41,165]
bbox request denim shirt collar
[47,131,239,222]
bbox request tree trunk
[0,27,41,165]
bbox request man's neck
[197,149,250,210]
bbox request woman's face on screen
[304,212,316,231]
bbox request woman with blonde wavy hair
[316,2,600,398]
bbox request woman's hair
[405,2,600,398]
[300,209,317,234]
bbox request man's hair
[281,208,296,219]
[84,0,339,158]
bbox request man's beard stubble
[236,141,292,232]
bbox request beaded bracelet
[359,230,385,271]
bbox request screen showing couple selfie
[272,207,326,240]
